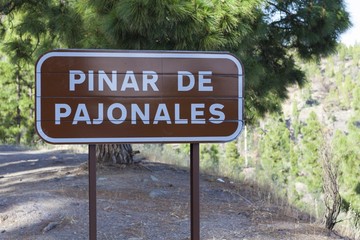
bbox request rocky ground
[0,145,349,240]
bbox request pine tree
[0,0,83,144]
[298,112,323,195]
[332,112,360,213]
[259,116,291,196]
[200,144,220,173]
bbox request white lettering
[131,104,150,124]
[69,70,86,91]
[121,71,139,91]
[92,103,104,124]
[174,104,188,124]
[55,104,71,125]
[209,104,225,124]
[99,70,117,91]
[73,104,91,125]
[142,71,159,91]
[154,104,171,124]
[107,103,126,124]
[198,71,213,91]
[88,70,94,91]
[191,103,205,124]
[54,102,226,126]
[178,71,195,91]
[68,70,163,92]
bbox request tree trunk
[321,134,341,231]
[15,72,21,145]
[96,144,135,164]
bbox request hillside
[247,44,360,239]
[145,44,360,239]
[283,44,360,131]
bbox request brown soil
[0,146,348,240]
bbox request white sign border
[35,50,244,144]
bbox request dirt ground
[0,145,350,240]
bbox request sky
[340,0,360,45]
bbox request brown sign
[35,50,244,143]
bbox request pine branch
[266,0,293,16]
[0,0,24,15]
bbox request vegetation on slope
[139,44,360,238]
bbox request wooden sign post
[35,50,244,239]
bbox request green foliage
[254,45,360,235]
[0,0,84,144]
[0,48,34,144]
[225,141,240,163]
[200,144,220,173]
[332,112,360,213]
[259,116,292,196]
[179,143,190,155]
[222,140,243,177]
[257,112,326,205]
[337,44,348,60]
[139,44,360,237]
[298,112,323,195]
[291,101,300,138]
[0,0,351,143]
[352,83,360,110]
[77,0,256,51]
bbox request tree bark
[96,144,135,164]
[321,134,341,231]
[15,72,21,145]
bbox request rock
[150,175,159,182]
[42,221,61,233]
[149,189,167,198]
[104,206,112,211]
[216,178,225,183]
[0,215,8,222]
[119,200,129,205]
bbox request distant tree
[353,87,360,111]
[298,112,323,195]
[259,116,291,195]
[333,114,360,214]
[291,100,300,138]
[321,133,341,231]
[200,144,220,173]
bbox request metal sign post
[88,145,97,240]
[87,143,201,240]
[190,143,200,240]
